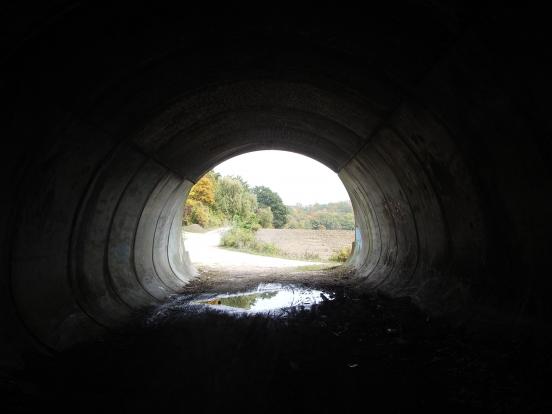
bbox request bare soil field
[255,229,355,261]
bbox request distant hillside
[285,201,355,230]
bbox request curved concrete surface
[2,4,551,352]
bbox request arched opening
[179,150,357,312]
[182,150,356,271]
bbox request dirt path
[179,266,356,296]
[182,228,325,272]
[181,227,356,295]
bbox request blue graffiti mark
[355,226,362,251]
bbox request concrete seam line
[150,176,186,292]
[106,158,164,305]
[131,166,171,301]
[144,174,181,293]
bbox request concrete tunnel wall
[1,4,552,352]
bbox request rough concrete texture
[1,3,551,355]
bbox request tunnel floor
[4,270,552,413]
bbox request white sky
[213,150,350,206]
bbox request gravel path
[183,228,323,271]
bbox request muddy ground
[181,265,355,294]
[4,268,552,413]
[255,229,354,260]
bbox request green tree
[284,201,354,230]
[215,176,259,229]
[257,206,274,228]
[253,186,288,228]
[188,200,209,227]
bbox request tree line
[285,201,355,230]
[183,171,354,231]
[183,172,287,230]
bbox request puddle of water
[145,283,335,325]
[194,283,333,314]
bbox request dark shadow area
[6,286,552,413]
[2,3,552,413]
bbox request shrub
[302,251,321,261]
[207,210,225,228]
[330,246,352,262]
[184,199,210,227]
[254,242,280,255]
[257,206,274,228]
[220,227,257,249]
[220,227,281,255]
[231,214,260,231]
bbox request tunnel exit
[181,150,356,279]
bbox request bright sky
[214,150,350,206]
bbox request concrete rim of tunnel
[8,43,482,351]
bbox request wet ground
[4,271,552,413]
[186,283,332,315]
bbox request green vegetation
[302,251,321,261]
[220,227,281,256]
[183,171,274,231]
[220,227,323,262]
[183,172,355,233]
[214,176,259,230]
[253,186,288,228]
[256,206,274,228]
[183,171,355,262]
[285,201,354,230]
[201,292,278,309]
[329,246,352,262]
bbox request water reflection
[146,283,335,325]
[195,283,332,314]
[201,291,278,310]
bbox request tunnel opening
[181,150,357,283]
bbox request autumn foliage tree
[183,172,279,230]
[183,172,216,227]
[188,172,215,206]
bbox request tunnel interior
[2,3,552,412]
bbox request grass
[220,226,355,263]
[220,245,283,258]
[301,251,322,261]
[219,245,323,262]
[221,227,281,254]
[329,246,352,262]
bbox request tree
[257,206,274,228]
[215,176,259,229]
[187,199,209,227]
[188,172,215,205]
[183,173,216,226]
[284,201,355,230]
[253,186,288,228]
